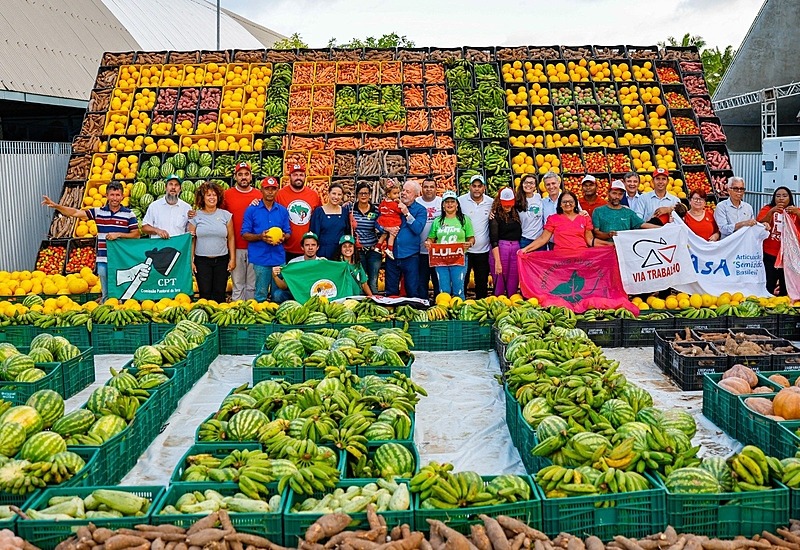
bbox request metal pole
[216,0,220,50]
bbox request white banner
[613,224,696,294]
[672,214,770,297]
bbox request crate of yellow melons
[88,153,117,182]
[102,111,128,136]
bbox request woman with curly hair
[489,187,523,296]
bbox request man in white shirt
[620,171,642,212]
[459,174,493,298]
[141,175,191,238]
[271,232,323,302]
[634,168,681,225]
[714,176,759,238]
[416,177,442,297]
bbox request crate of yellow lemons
[0,268,100,298]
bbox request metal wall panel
[730,152,763,191]
[0,141,71,271]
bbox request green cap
[339,234,356,245]
[166,173,183,184]
[301,231,319,242]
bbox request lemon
[689,294,703,308]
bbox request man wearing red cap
[633,168,681,225]
[276,164,321,260]
[224,161,262,301]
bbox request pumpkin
[753,386,776,394]
[769,374,791,388]
[773,387,800,420]
[718,377,751,395]
[722,364,757,388]
[744,397,774,416]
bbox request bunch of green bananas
[474,63,498,82]
[477,82,504,110]
[91,305,148,326]
[211,154,236,178]
[456,141,482,170]
[675,307,717,319]
[483,141,510,172]
[536,464,650,505]
[0,452,86,495]
[209,302,275,326]
[458,298,508,324]
[445,62,472,90]
[481,112,509,139]
[411,462,531,509]
[29,310,91,328]
[152,305,187,324]
[450,88,478,112]
[779,456,800,488]
[729,445,775,491]
[454,114,479,139]
[638,311,673,321]
[262,155,282,177]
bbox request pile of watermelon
[0,336,81,383]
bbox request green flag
[106,234,193,300]
[282,260,362,301]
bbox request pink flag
[776,213,800,300]
[518,247,639,314]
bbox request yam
[470,525,492,550]
[496,517,548,541]
[152,540,166,550]
[187,529,231,547]
[93,530,115,544]
[427,521,470,550]
[613,537,644,550]
[104,535,149,550]
[479,516,510,550]
[186,512,220,535]
[510,534,526,550]
[306,513,352,544]
[585,537,604,550]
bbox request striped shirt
[86,205,138,262]
[351,204,380,249]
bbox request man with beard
[384,180,427,299]
[141,174,191,238]
[592,180,656,243]
[459,175,492,299]
[276,164,321,260]
[578,175,607,217]
[224,161,262,300]
[416,177,441,297]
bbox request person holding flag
[424,191,474,299]
[334,235,373,297]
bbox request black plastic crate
[727,315,779,334]
[576,319,621,347]
[777,313,800,340]
[654,329,681,373]
[622,316,675,347]
[669,341,727,390]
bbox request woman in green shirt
[424,191,475,299]
[334,235,373,296]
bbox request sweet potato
[187,512,220,535]
[187,529,232,547]
[152,540,166,550]
[613,536,644,550]
[427,521,470,550]
[510,533,526,550]
[471,524,492,550]
[585,537,604,550]
[136,525,186,535]
[699,540,770,550]
[496,516,548,541]
[306,513,352,544]
[104,535,149,550]
[479,516,510,550]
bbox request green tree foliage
[328,33,416,49]
[272,33,308,50]
[659,34,736,96]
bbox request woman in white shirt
[516,174,544,248]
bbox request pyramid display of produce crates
[40,45,731,275]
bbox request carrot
[409,153,432,174]
[359,62,380,84]
[435,135,454,149]
[426,85,447,107]
[307,177,332,203]
[311,109,335,133]
[336,124,359,132]
[383,120,406,132]
[337,62,358,84]
[309,150,334,176]
[293,62,314,84]
[327,137,361,150]
[403,86,424,107]
[287,109,311,133]
[430,108,452,131]
[400,133,434,148]
[363,136,398,149]
[360,122,383,133]
[424,63,445,83]
[381,62,402,84]
[434,174,456,194]
[285,151,308,173]
[406,109,429,131]
[432,151,456,175]
[289,86,312,108]
[403,63,423,84]
[291,136,325,150]
[313,85,335,108]
[315,62,337,84]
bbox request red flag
[428,243,466,267]
[518,247,639,314]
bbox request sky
[223,0,764,52]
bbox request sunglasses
[730,187,746,192]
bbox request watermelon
[163,332,192,351]
[134,346,162,367]
[187,147,200,164]
[52,451,86,474]
[147,155,161,168]
[373,443,415,478]
[27,348,54,364]
[107,369,138,392]
[700,456,733,492]
[275,404,302,420]
[663,409,697,438]
[636,407,665,428]
[51,409,96,437]
[182,180,197,194]
[226,409,268,441]
[665,467,721,494]
[55,343,80,362]
[199,153,213,167]
[185,163,199,178]
[249,380,285,402]
[131,181,147,201]
[619,384,654,414]
[198,166,212,178]
[180,189,194,205]
[273,339,306,362]
[15,368,46,382]
[22,295,44,308]
[0,344,20,362]
[160,162,175,178]
[0,423,26,457]
[147,166,160,179]
[88,414,128,442]
[150,180,166,197]
[18,431,66,462]
[315,377,344,397]
[599,399,636,428]
[487,474,531,500]
[364,422,396,441]
[87,386,121,415]
[2,355,35,380]
[521,397,553,428]
[140,193,155,210]
[254,353,276,368]
[536,415,569,441]
[171,153,187,169]
[26,390,64,429]
[187,309,209,324]
[0,406,43,437]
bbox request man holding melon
[241,176,290,303]
[224,161,263,301]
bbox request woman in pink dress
[518,191,612,253]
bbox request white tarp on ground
[66,346,740,487]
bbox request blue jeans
[520,237,534,249]
[418,253,439,298]
[385,254,422,299]
[436,265,466,299]
[360,249,383,294]
[96,263,108,303]
[253,264,279,302]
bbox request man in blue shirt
[385,180,427,299]
[241,177,291,302]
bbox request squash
[753,386,776,394]
[744,397,774,416]
[722,364,758,388]
[769,374,791,388]
[773,387,800,420]
[717,377,751,395]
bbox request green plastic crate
[124,364,178,426]
[504,385,519,448]
[663,479,789,538]
[540,472,665,541]
[0,447,99,506]
[151,482,284,544]
[170,442,262,484]
[283,478,413,544]
[0,325,35,347]
[71,418,136,486]
[517,417,552,475]
[31,325,91,348]
[401,321,449,352]
[414,475,541,535]
[150,322,176,342]
[449,320,492,350]
[252,352,305,384]
[792,487,800,520]
[357,356,413,379]
[129,389,162,456]
[17,485,165,550]
[342,441,419,479]
[775,421,800,459]
[60,346,95,398]
[219,324,270,355]
[91,323,151,354]
[200,324,220,368]
[0,361,62,405]
[330,322,394,333]
[702,373,739,438]
[737,393,781,454]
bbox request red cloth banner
[429,243,466,267]
[518,247,639,314]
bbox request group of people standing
[43,160,800,303]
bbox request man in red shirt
[276,164,321,260]
[578,175,607,217]
[223,161,262,301]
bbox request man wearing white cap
[459,174,493,298]
[578,174,607,217]
[276,164,321,260]
[592,180,657,243]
